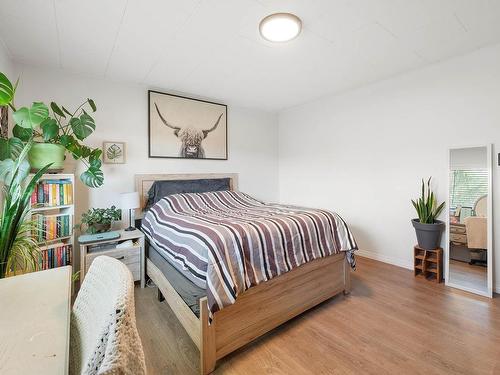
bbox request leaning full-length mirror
[446,145,493,297]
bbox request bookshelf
[29,173,75,272]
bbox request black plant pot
[411,219,445,250]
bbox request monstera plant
[0,71,104,188]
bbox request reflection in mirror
[448,146,490,295]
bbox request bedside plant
[78,206,122,234]
[411,177,445,250]
[0,71,104,188]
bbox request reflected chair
[464,195,487,265]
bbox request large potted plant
[411,177,445,250]
[0,72,104,188]
[0,140,51,278]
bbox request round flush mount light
[259,13,302,42]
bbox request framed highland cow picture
[148,90,227,160]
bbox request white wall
[0,41,12,77]
[279,43,500,291]
[14,64,279,225]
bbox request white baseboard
[356,249,413,270]
[357,250,499,294]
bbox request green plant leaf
[78,145,92,158]
[70,112,95,140]
[12,124,32,142]
[59,134,75,147]
[12,102,49,129]
[87,98,96,112]
[80,167,104,188]
[90,148,102,160]
[0,72,15,106]
[62,106,73,117]
[0,158,30,185]
[90,156,101,169]
[0,137,24,161]
[435,202,445,219]
[40,118,59,141]
[50,102,66,118]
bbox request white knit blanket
[70,256,146,375]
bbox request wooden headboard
[135,173,239,212]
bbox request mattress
[147,239,206,318]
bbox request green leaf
[12,102,49,129]
[12,124,33,142]
[62,106,73,117]
[87,98,96,112]
[435,202,445,218]
[0,158,30,185]
[0,137,23,161]
[80,167,104,188]
[40,118,59,141]
[70,112,95,140]
[79,145,92,158]
[89,156,101,169]
[90,148,102,160]
[50,102,65,118]
[59,134,75,147]
[0,72,15,106]
[0,158,14,183]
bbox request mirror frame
[445,144,493,298]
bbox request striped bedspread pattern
[142,190,357,317]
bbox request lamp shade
[120,192,140,209]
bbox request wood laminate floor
[449,259,488,293]
[134,256,500,375]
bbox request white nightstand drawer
[86,246,140,280]
[80,229,145,287]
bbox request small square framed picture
[103,141,126,164]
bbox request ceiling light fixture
[259,13,302,42]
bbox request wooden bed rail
[198,253,350,374]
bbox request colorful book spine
[34,214,72,242]
[38,244,72,270]
[30,179,73,208]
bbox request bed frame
[135,173,351,375]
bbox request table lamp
[120,192,140,231]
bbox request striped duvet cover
[142,190,357,317]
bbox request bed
[135,173,357,374]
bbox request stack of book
[31,179,73,207]
[39,244,72,270]
[33,214,72,242]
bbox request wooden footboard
[147,253,350,375]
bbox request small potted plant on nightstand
[411,177,445,250]
[79,206,122,234]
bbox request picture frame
[103,141,126,164]
[148,90,228,160]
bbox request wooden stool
[414,246,443,283]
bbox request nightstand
[79,229,145,287]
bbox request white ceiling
[1,0,500,111]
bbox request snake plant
[411,177,445,224]
[0,141,51,278]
